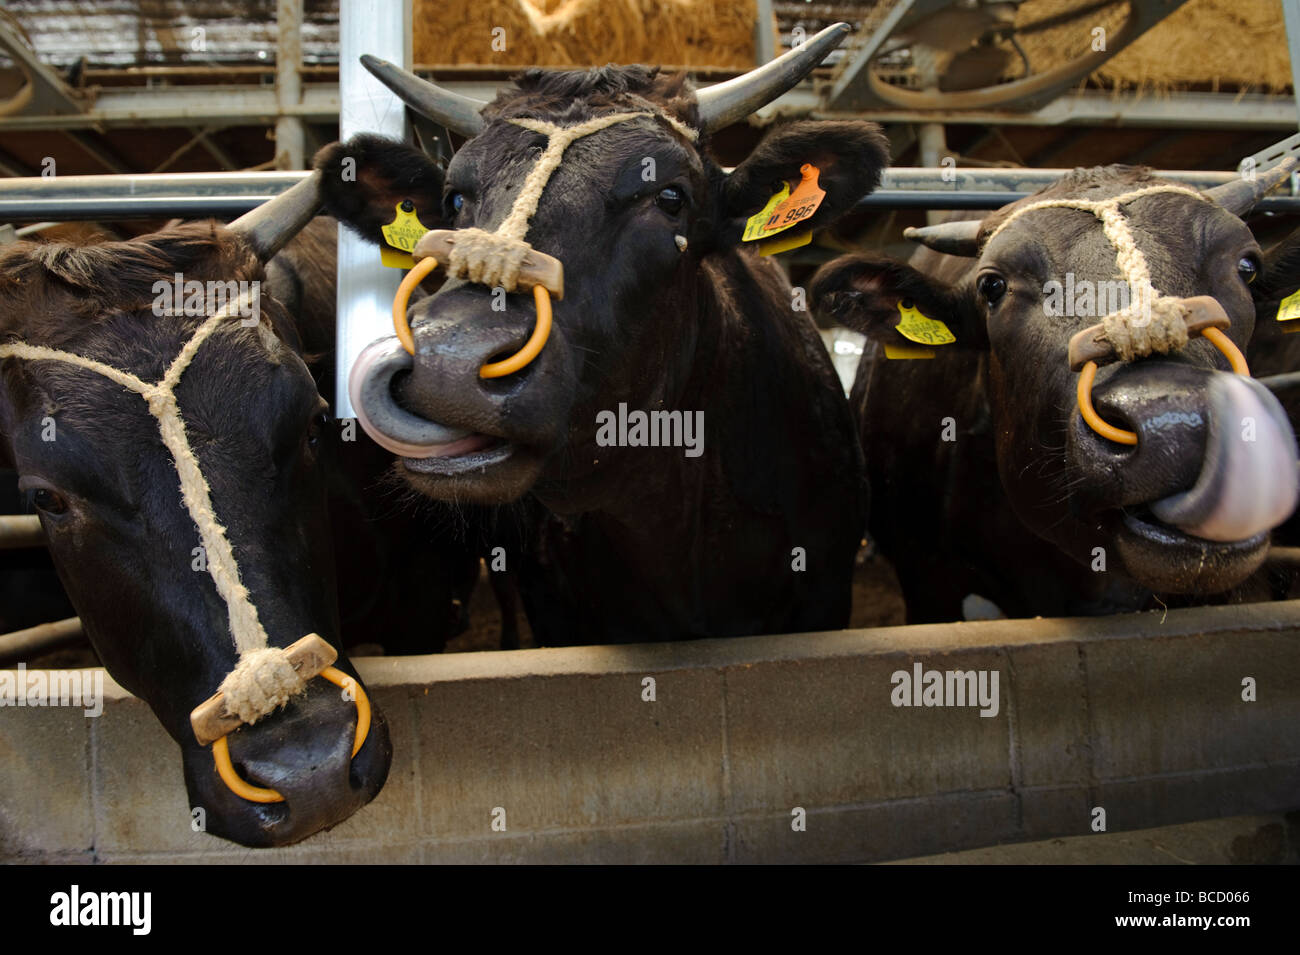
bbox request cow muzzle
[1068,358,1300,591]
[183,672,391,848]
[349,336,471,457]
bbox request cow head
[321,25,890,506]
[813,164,1300,594]
[0,180,391,847]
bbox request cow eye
[307,410,329,450]
[30,487,67,515]
[655,186,685,216]
[1238,255,1259,284]
[977,273,1007,306]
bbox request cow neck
[0,294,310,725]
[442,108,696,293]
[984,184,1213,362]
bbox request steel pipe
[0,617,85,667]
[3,168,1298,222]
[0,515,44,549]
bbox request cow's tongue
[1151,374,1300,541]
[410,433,498,459]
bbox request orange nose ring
[210,667,371,804]
[1077,326,1250,446]
[390,257,553,378]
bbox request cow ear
[314,134,447,246]
[720,121,889,243]
[1254,230,1300,329]
[811,254,988,352]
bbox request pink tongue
[411,434,497,459]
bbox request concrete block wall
[2,600,1297,863]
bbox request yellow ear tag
[758,164,826,238]
[884,343,936,360]
[1276,288,1300,323]
[380,247,416,269]
[758,229,811,256]
[895,299,956,346]
[742,182,792,242]
[380,200,429,268]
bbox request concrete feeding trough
[1,599,1296,863]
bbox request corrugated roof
[3,0,340,68]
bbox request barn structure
[1,0,1298,865]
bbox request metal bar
[754,0,777,65]
[1283,0,1300,130]
[763,90,1300,131]
[0,617,84,667]
[1259,371,1300,395]
[275,0,306,169]
[0,515,44,549]
[336,0,411,417]
[826,0,919,110]
[1265,546,1300,566]
[0,77,1293,131]
[855,192,1300,212]
[0,85,342,131]
[4,166,1298,222]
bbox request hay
[412,0,764,70]
[1015,0,1293,94]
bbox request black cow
[260,217,499,653]
[813,164,1300,622]
[0,181,394,847]
[319,25,886,643]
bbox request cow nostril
[478,352,536,394]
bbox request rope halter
[984,184,1251,446]
[0,290,369,804]
[391,109,698,376]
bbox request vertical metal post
[917,122,947,225]
[1284,0,1300,130]
[275,0,305,169]
[335,0,412,417]
[754,0,777,64]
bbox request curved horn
[696,22,851,133]
[903,220,982,257]
[228,170,322,262]
[1204,156,1297,217]
[361,54,486,138]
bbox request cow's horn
[696,22,850,133]
[228,170,322,262]
[361,55,486,138]
[1204,156,1297,217]
[903,220,982,257]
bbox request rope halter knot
[985,184,1252,446]
[0,290,369,804]
[390,109,696,375]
